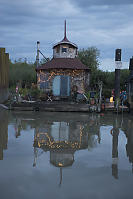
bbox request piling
[114,49,121,109]
[0,48,9,103]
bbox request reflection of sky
[0,113,133,199]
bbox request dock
[8,101,90,112]
[6,101,129,113]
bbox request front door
[52,76,61,96]
[60,75,70,96]
[52,75,70,96]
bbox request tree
[120,69,129,90]
[78,47,100,72]
[9,60,36,88]
[78,47,130,92]
[78,47,100,88]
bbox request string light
[37,69,85,84]
[58,163,63,167]
[34,127,84,150]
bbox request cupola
[53,20,78,58]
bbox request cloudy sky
[0,0,133,71]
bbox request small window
[40,81,49,89]
[56,46,60,53]
[40,74,49,89]
[62,47,67,53]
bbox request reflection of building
[31,112,102,170]
[33,120,91,185]
[0,109,8,160]
[33,121,88,168]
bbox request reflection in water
[0,108,8,160]
[14,118,22,138]
[33,121,91,185]
[110,119,119,179]
[33,120,100,162]
[3,112,133,183]
[124,120,133,172]
[0,112,133,199]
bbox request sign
[115,61,122,69]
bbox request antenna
[64,20,66,39]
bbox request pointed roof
[60,20,70,42]
[53,20,78,49]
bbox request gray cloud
[71,0,133,8]
[0,0,133,70]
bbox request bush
[30,88,40,99]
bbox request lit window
[62,47,67,53]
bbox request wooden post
[128,57,133,110]
[114,49,122,109]
[0,48,5,88]
[5,53,9,88]
[0,48,9,103]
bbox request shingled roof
[36,58,90,71]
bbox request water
[0,109,133,199]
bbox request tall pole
[115,49,122,108]
[36,41,40,68]
[128,57,133,107]
[36,41,40,84]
